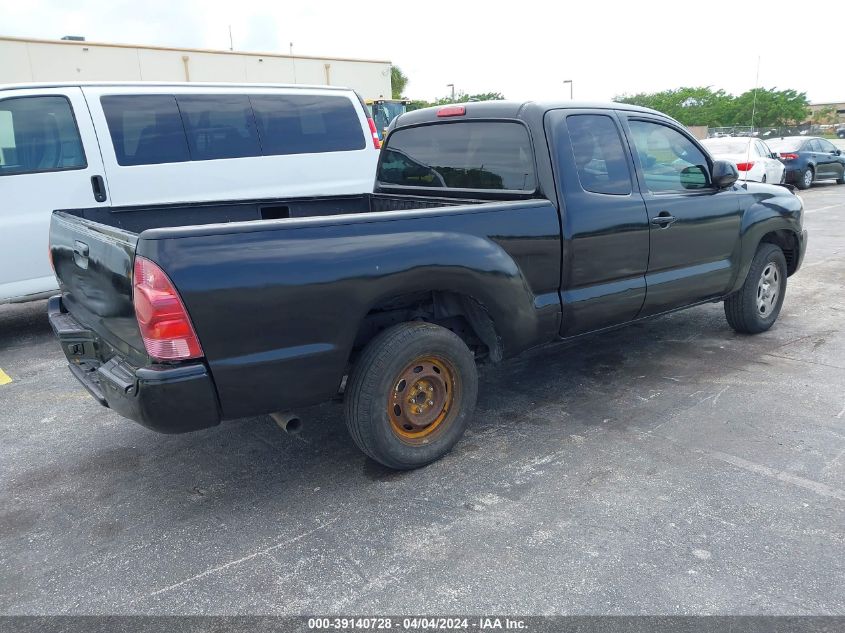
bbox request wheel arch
[350,290,503,365]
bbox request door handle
[91,175,107,203]
[651,212,677,228]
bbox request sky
[1,0,838,104]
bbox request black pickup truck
[49,100,807,469]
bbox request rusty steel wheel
[388,356,459,442]
[344,322,478,470]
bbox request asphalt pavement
[1,183,843,615]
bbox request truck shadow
[0,299,51,352]
[4,299,797,558]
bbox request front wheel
[724,243,787,334]
[344,322,478,470]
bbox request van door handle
[91,175,107,203]
[651,212,677,228]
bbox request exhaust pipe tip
[270,412,302,434]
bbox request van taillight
[133,256,203,361]
[367,117,382,149]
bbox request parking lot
[1,183,844,615]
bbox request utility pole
[563,79,573,100]
[228,25,233,51]
[447,83,455,101]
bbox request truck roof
[394,100,673,127]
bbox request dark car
[837,125,845,139]
[767,136,845,189]
[49,100,807,469]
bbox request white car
[0,82,382,304]
[700,136,784,184]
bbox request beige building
[0,35,393,99]
[808,101,845,124]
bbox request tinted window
[807,139,822,152]
[177,95,261,160]
[818,139,837,153]
[0,96,86,175]
[250,94,365,155]
[102,95,190,166]
[566,114,631,195]
[628,120,710,192]
[379,121,535,190]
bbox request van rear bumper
[48,296,221,433]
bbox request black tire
[344,322,478,470]
[724,243,787,334]
[836,168,845,185]
[795,166,814,190]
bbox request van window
[0,96,86,175]
[378,121,536,191]
[566,114,632,195]
[176,94,261,160]
[250,95,365,155]
[101,95,190,166]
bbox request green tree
[726,88,809,127]
[615,86,810,128]
[615,86,732,126]
[391,66,409,99]
[407,91,506,111]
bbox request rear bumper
[48,296,221,433]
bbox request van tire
[724,243,787,334]
[344,322,478,470]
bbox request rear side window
[101,95,190,166]
[378,121,535,191]
[177,94,261,160]
[566,114,632,195]
[0,96,86,175]
[250,94,365,155]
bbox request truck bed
[63,193,484,234]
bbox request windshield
[379,121,536,191]
[701,138,749,155]
[766,138,805,152]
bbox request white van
[0,82,381,304]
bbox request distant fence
[706,124,841,139]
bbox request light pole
[563,79,573,100]
[446,83,455,101]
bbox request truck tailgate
[49,211,147,364]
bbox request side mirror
[711,160,738,189]
[835,150,842,156]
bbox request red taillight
[367,118,381,149]
[780,153,798,161]
[736,162,755,172]
[437,105,466,117]
[133,256,202,361]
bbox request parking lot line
[0,368,11,385]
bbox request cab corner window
[628,120,711,192]
[566,114,632,195]
[101,95,190,166]
[0,96,86,176]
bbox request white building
[0,36,393,100]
